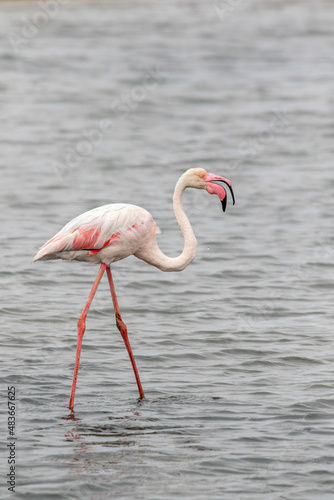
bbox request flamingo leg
[68,263,107,411]
[106,266,145,399]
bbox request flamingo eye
[199,173,204,178]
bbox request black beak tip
[211,179,235,207]
[230,186,236,205]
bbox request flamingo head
[184,168,235,212]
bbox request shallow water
[1,0,334,499]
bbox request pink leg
[106,266,145,399]
[68,263,107,411]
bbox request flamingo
[34,168,235,411]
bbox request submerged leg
[68,263,107,411]
[106,266,145,399]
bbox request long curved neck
[137,174,197,272]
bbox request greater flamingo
[34,168,235,410]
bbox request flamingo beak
[204,173,235,212]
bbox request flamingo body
[33,203,159,265]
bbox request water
[1,0,334,498]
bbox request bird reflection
[63,398,145,449]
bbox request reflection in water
[64,400,144,451]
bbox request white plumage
[34,203,158,265]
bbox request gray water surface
[1,1,334,499]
